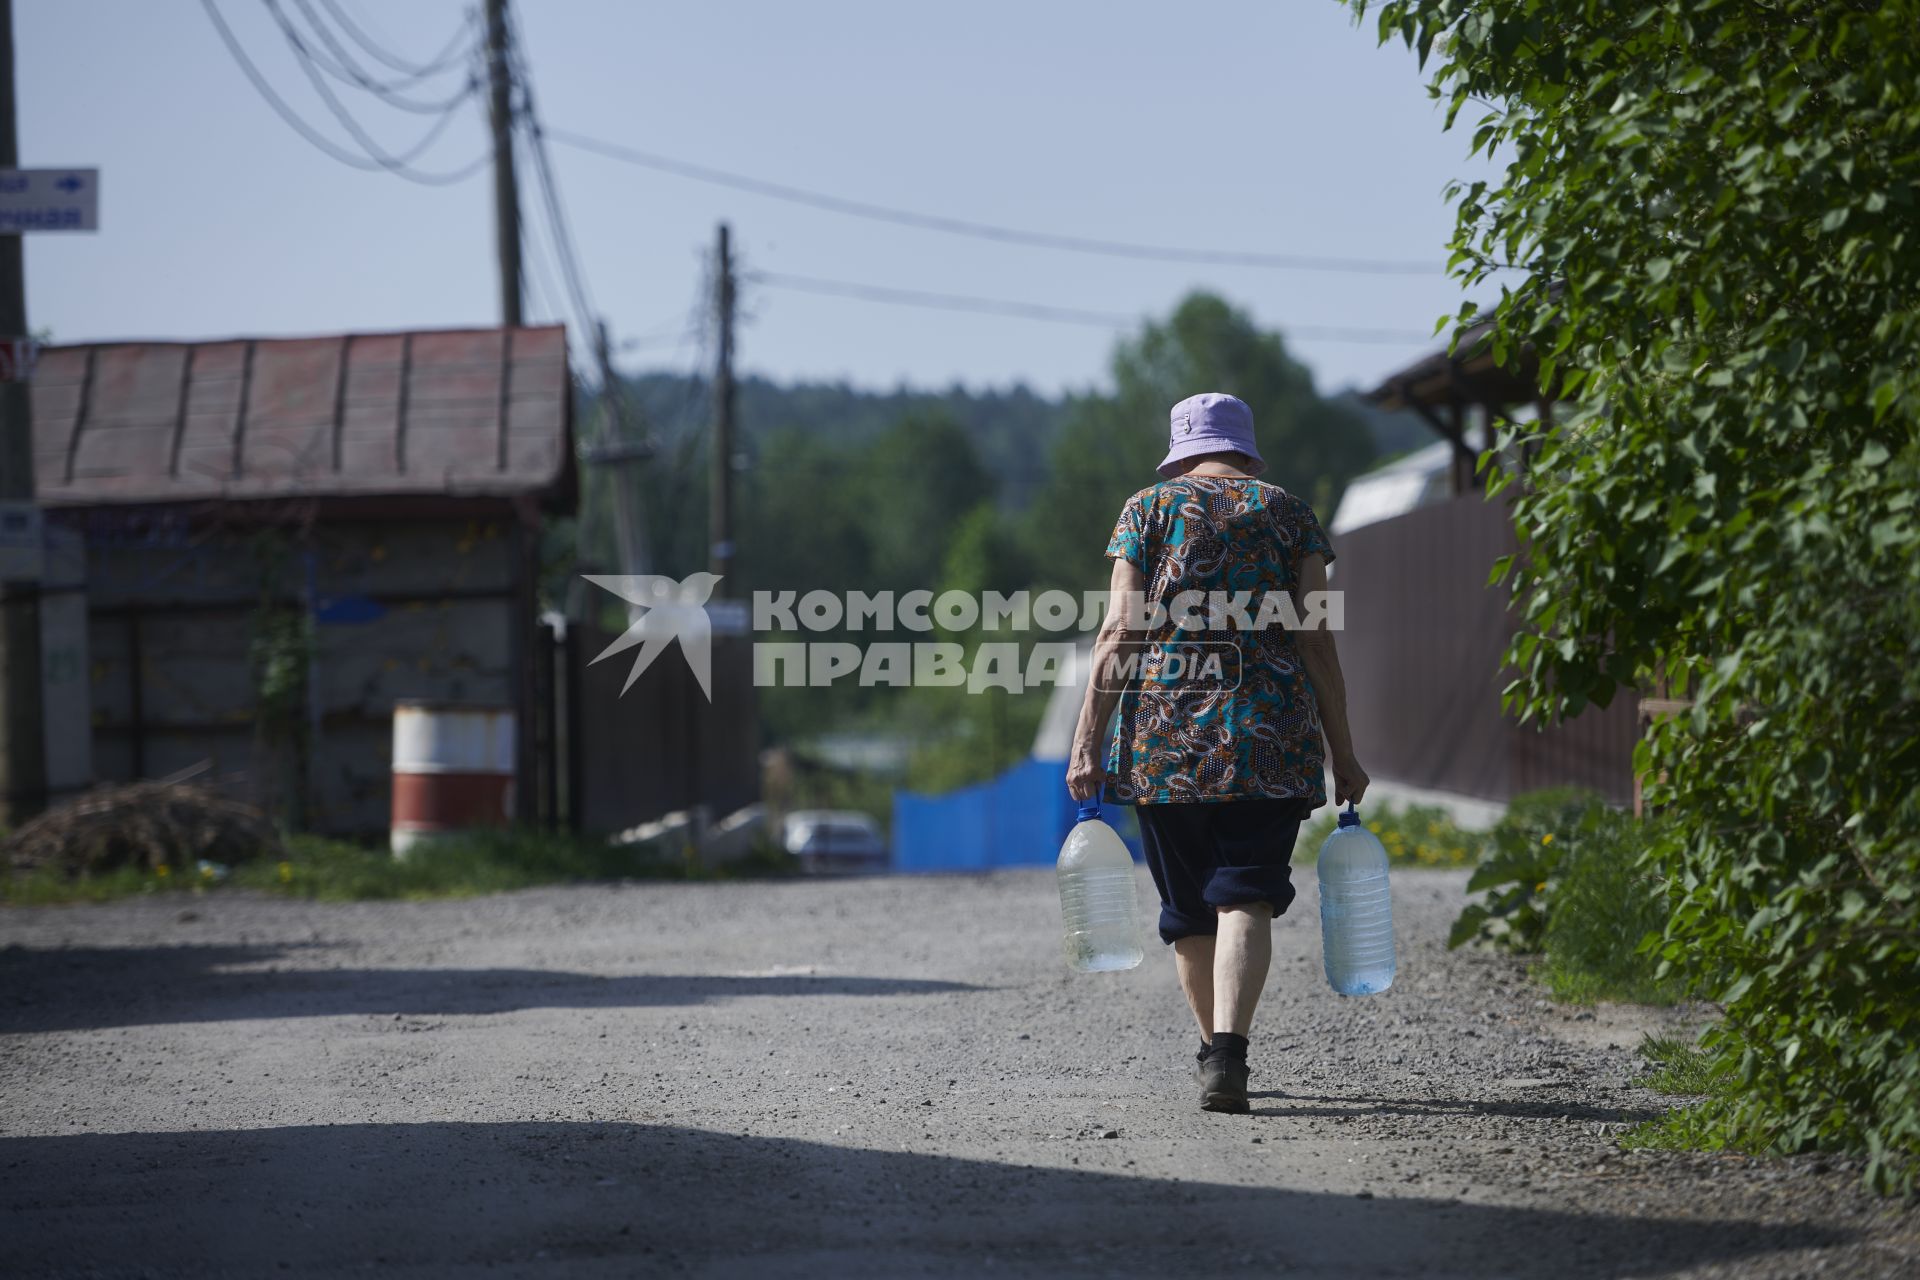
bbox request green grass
[1634,1033,1723,1095]
[1618,1032,1736,1155]
[1538,956,1667,1006]
[1617,1109,1736,1155]
[1536,808,1683,1006]
[1,863,162,905]
[1294,800,1483,869]
[1449,789,1682,1007]
[3,826,802,906]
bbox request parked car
[781,809,889,874]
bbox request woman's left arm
[1066,556,1148,801]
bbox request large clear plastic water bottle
[1318,803,1396,995]
[1057,801,1145,973]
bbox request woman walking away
[1065,391,1368,1115]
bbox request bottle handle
[1075,798,1102,824]
[1337,801,1361,829]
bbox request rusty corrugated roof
[31,325,572,507]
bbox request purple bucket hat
[1157,392,1265,479]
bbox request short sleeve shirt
[1102,476,1336,806]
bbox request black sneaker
[1198,1053,1250,1114]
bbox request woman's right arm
[1066,555,1147,801]
[1293,552,1369,806]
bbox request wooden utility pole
[594,318,652,577]
[708,223,735,591]
[0,0,44,823]
[484,0,522,327]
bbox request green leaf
[1871,381,1898,423]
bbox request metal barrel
[390,700,515,857]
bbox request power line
[200,0,488,185]
[514,127,564,329]
[519,123,597,336]
[201,0,397,174]
[284,0,479,115]
[546,127,1444,277]
[745,270,1437,344]
[748,271,1137,329]
[316,0,476,79]
[266,0,483,174]
[514,123,598,378]
[503,10,598,353]
[622,325,702,353]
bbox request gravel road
[3,867,1915,1278]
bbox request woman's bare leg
[1171,935,1215,1041]
[1212,903,1273,1037]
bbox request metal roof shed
[28,325,576,836]
[32,325,575,510]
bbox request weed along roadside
[1445,787,1916,1195]
[5,795,1487,907]
[3,797,803,907]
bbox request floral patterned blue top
[1102,475,1336,805]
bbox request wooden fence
[1332,493,1638,808]
[562,623,760,835]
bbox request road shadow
[0,943,979,1034]
[0,1121,1845,1278]
[1250,1091,1663,1124]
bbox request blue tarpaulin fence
[891,758,1142,872]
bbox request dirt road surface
[3,868,1915,1278]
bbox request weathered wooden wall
[75,512,529,835]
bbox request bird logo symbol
[581,573,723,700]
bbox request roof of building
[1364,315,1541,412]
[31,325,574,509]
[1329,439,1457,536]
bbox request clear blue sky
[20,0,1493,397]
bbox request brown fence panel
[570,625,760,834]
[1510,695,1639,807]
[1333,493,1635,808]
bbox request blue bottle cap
[1076,801,1102,823]
[1337,802,1361,829]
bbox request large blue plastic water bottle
[1317,803,1396,995]
[1056,801,1145,973]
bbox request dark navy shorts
[1136,797,1317,945]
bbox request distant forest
[594,365,1430,578]
[614,372,1429,514]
